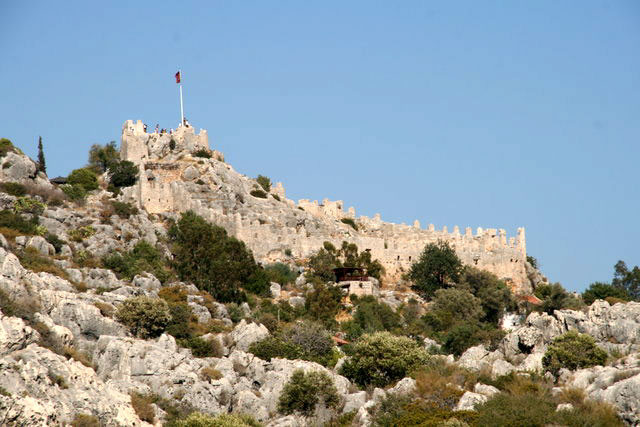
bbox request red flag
[175,71,181,83]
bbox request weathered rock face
[567,353,640,424]
[230,319,270,351]
[0,344,142,426]
[458,301,640,378]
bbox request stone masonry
[120,120,532,294]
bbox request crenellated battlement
[119,120,532,294]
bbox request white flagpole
[179,69,184,126]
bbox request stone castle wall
[120,120,531,294]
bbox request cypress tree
[37,136,46,174]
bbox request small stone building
[334,267,377,297]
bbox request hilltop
[0,131,637,425]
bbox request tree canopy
[408,240,462,299]
[88,141,119,173]
[168,211,257,302]
[612,260,640,301]
[108,160,139,188]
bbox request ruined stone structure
[120,120,532,294]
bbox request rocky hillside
[0,141,638,426]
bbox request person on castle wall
[155,124,159,133]
[170,128,174,134]
[183,117,190,127]
[143,123,148,132]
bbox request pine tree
[37,136,46,174]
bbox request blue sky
[1,1,638,291]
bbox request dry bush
[70,413,100,427]
[18,247,69,279]
[130,392,155,423]
[63,346,94,368]
[94,301,115,317]
[33,321,64,354]
[158,285,188,303]
[200,365,223,382]
[0,226,21,241]
[23,182,67,205]
[70,281,88,293]
[415,370,465,410]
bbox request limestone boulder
[231,319,270,351]
[0,151,37,182]
[474,383,500,397]
[455,391,488,411]
[343,391,367,414]
[26,236,55,256]
[387,377,417,396]
[183,165,200,181]
[270,282,281,299]
[0,313,40,355]
[132,273,161,291]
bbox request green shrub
[0,209,39,234]
[175,412,261,427]
[340,218,358,230]
[115,297,172,339]
[108,160,139,188]
[348,295,401,339]
[111,201,139,218]
[179,336,221,358]
[13,196,45,215]
[475,392,556,427]
[164,302,195,339]
[243,268,271,296]
[0,138,15,157]
[304,282,343,328]
[251,321,341,367]
[283,321,334,359]
[582,281,630,305]
[442,322,483,356]
[409,240,463,299]
[102,240,169,282]
[61,184,87,202]
[249,336,305,361]
[534,283,584,314]
[256,175,271,192]
[169,211,256,303]
[67,168,99,191]
[264,262,297,285]
[68,225,96,242]
[542,330,607,376]
[193,148,212,158]
[372,397,476,427]
[457,267,516,324]
[0,182,26,196]
[340,332,430,387]
[255,299,304,325]
[278,369,340,417]
[250,189,267,199]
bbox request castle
[120,120,532,294]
